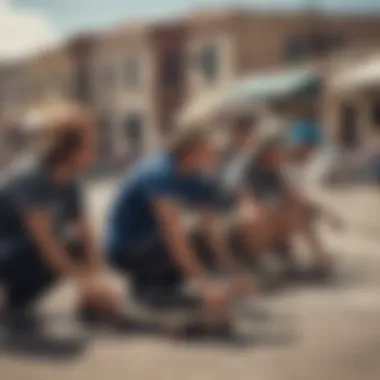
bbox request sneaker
[176,320,233,340]
[77,306,136,332]
[257,253,286,291]
[0,309,41,335]
[77,306,107,326]
[309,264,333,282]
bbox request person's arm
[152,198,206,281]
[13,177,82,277]
[282,171,344,231]
[199,210,241,275]
[23,210,80,276]
[75,219,105,270]
[67,183,106,270]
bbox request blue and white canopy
[226,66,320,105]
[178,66,321,127]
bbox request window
[102,66,114,89]
[329,35,347,51]
[311,33,328,56]
[199,44,219,82]
[124,58,140,88]
[98,116,113,159]
[76,66,89,101]
[162,51,181,87]
[285,37,308,62]
[340,104,359,148]
[309,34,346,57]
[124,113,143,158]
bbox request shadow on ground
[0,331,90,361]
[0,304,299,361]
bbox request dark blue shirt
[106,153,215,257]
[0,159,83,265]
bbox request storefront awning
[226,66,320,105]
[331,56,380,93]
[178,66,320,127]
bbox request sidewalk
[1,181,380,380]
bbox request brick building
[1,7,380,166]
[89,20,188,164]
[184,9,380,94]
[324,51,380,149]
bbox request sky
[1,0,380,62]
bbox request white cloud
[0,0,58,62]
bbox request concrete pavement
[1,183,380,380]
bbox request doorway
[124,113,144,159]
[339,103,359,149]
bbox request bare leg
[285,201,332,275]
[236,204,279,259]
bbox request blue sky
[1,0,380,61]
[11,0,380,36]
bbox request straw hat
[23,100,92,134]
[167,122,212,154]
[21,100,94,152]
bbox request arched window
[199,44,219,82]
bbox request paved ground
[1,181,380,380]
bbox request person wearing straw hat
[0,102,131,337]
[106,123,254,337]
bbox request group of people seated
[0,99,344,339]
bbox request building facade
[89,21,188,165]
[1,8,380,167]
[324,51,380,150]
[184,9,380,96]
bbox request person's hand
[74,269,123,312]
[88,259,109,275]
[327,213,345,232]
[192,279,230,313]
[231,274,256,297]
[314,254,335,279]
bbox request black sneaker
[178,320,233,340]
[77,306,107,326]
[77,306,137,333]
[308,264,333,282]
[257,253,287,291]
[0,309,41,335]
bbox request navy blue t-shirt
[106,153,215,258]
[0,159,83,272]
